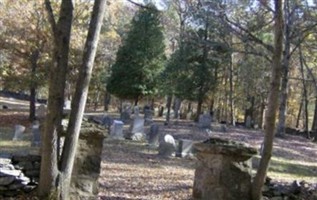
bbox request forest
[0,0,316,200]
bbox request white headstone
[31,121,41,147]
[12,125,26,141]
[131,117,144,134]
[64,100,71,110]
[111,120,124,139]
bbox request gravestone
[133,106,139,117]
[129,117,145,140]
[101,115,113,129]
[192,138,257,200]
[64,100,71,110]
[186,111,193,120]
[12,125,26,141]
[148,124,160,147]
[120,104,131,123]
[176,139,194,157]
[198,113,212,129]
[31,121,41,147]
[144,108,153,125]
[158,134,176,157]
[246,115,252,128]
[36,104,46,119]
[110,120,124,139]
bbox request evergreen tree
[107,4,165,104]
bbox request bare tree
[251,1,284,199]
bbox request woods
[0,0,317,199]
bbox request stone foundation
[193,138,257,200]
[0,153,40,198]
[69,120,108,200]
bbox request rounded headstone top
[194,138,257,160]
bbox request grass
[0,127,40,155]
[252,155,317,183]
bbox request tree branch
[44,0,57,38]
[224,14,274,53]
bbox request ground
[0,97,316,199]
[98,121,317,200]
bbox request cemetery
[0,96,316,199]
[1,0,317,199]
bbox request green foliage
[163,30,220,102]
[107,4,166,100]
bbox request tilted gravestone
[12,125,26,141]
[158,134,176,157]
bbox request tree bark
[59,0,107,199]
[276,0,292,137]
[29,50,40,121]
[299,44,310,138]
[165,95,172,124]
[251,1,284,199]
[104,91,111,111]
[39,0,73,198]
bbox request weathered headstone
[129,117,145,140]
[148,124,160,147]
[36,104,46,119]
[186,111,193,120]
[120,104,131,123]
[131,117,144,134]
[144,108,153,125]
[198,114,212,128]
[110,120,124,139]
[101,115,113,129]
[133,106,139,117]
[158,134,176,157]
[176,139,194,157]
[31,121,41,147]
[12,125,25,141]
[246,115,252,128]
[64,100,71,110]
[193,138,257,200]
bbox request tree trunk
[29,87,36,121]
[195,98,203,122]
[104,91,111,111]
[29,50,40,121]
[299,44,310,138]
[296,95,304,128]
[39,0,73,198]
[251,1,283,199]
[276,0,291,137]
[229,50,235,126]
[59,0,106,199]
[165,95,172,125]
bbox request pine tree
[107,4,165,104]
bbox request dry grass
[98,120,317,199]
